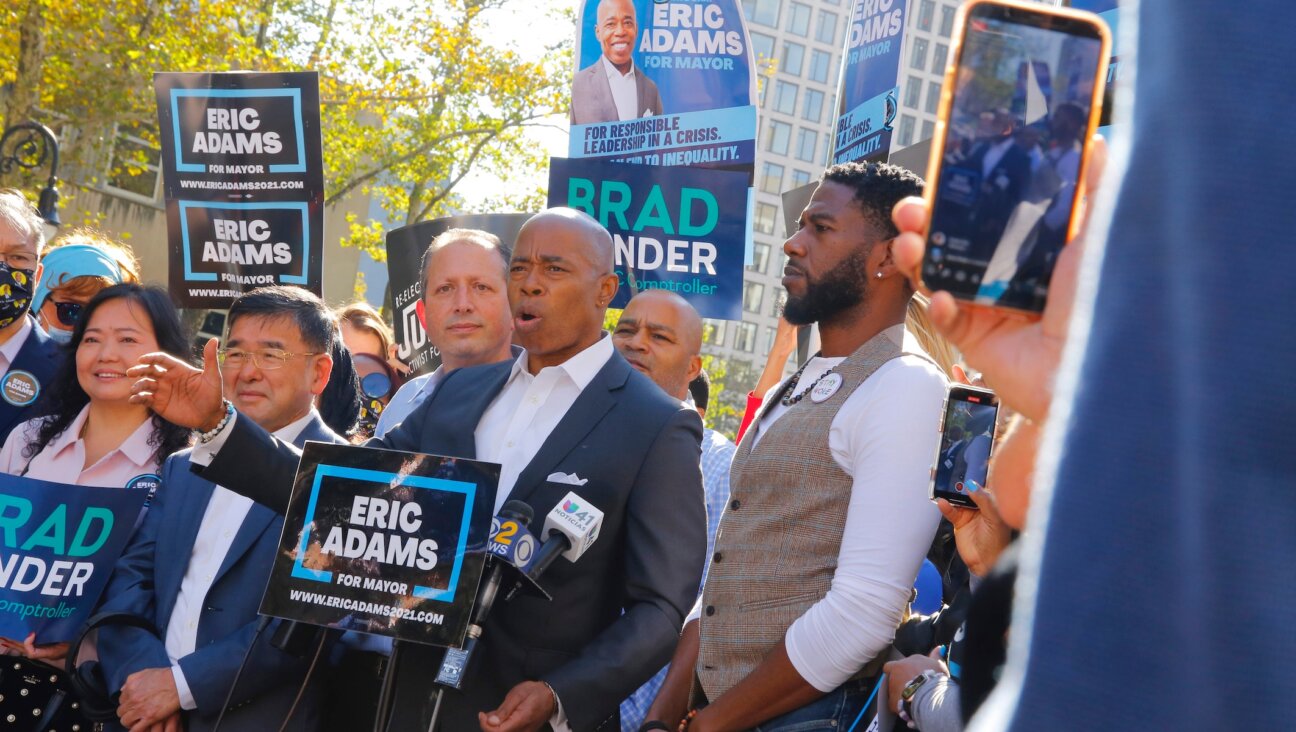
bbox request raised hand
[128,338,226,431]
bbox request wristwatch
[899,670,944,727]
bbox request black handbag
[0,612,159,732]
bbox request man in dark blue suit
[100,287,346,732]
[130,209,707,732]
[0,189,63,443]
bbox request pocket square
[547,471,588,486]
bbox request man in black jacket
[129,208,707,732]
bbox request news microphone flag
[542,491,605,562]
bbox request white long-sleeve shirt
[728,325,947,692]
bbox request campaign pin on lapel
[809,373,843,403]
[0,370,39,407]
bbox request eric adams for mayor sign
[155,72,325,308]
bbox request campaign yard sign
[832,0,909,164]
[548,156,748,320]
[385,214,532,377]
[261,443,499,647]
[569,0,757,171]
[155,72,325,308]
[0,476,148,642]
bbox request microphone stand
[372,639,404,732]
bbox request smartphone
[919,0,1111,316]
[930,385,1000,509]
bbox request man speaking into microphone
[128,208,708,732]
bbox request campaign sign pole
[0,476,147,642]
[154,71,326,308]
[385,213,532,377]
[548,156,749,320]
[832,0,909,165]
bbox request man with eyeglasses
[97,285,344,732]
[0,189,62,444]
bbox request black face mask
[0,263,36,330]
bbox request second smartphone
[931,385,999,509]
[919,0,1111,316]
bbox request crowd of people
[0,3,1277,729]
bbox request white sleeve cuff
[548,684,570,732]
[685,595,703,625]
[171,664,197,711]
[189,412,238,467]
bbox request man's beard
[783,247,870,326]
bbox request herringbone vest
[696,330,933,699]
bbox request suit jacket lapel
[508,356,629,505]
[592,64,617,120]
[0,319,54,437]
[418,361,514,460]
[211,415,330,586]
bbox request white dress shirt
[0,316,33,375]
[981,137,1017,180]
[750,325,947,692]
[168,410,317,710]
[601,55,640,121]
[475,335,613,514]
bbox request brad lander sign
[261,443,499,647]
[0,476,147,643]
[155,71,324,308]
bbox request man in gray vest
[644,162,949,731]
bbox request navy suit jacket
[198,349,707,731]
[0,316,63,444]
[97,414,343,732]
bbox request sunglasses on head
[54,301,83,327]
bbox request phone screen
[932,388,999,508]
[925,5,1105,313]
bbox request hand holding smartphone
[918,0,1110,317]
[931,385,1000,509]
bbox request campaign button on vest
[0,370,40,407]
[809,372,843,403]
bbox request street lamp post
[0,122,61,232]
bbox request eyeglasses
[53,301,83,327]
[216,347,323,370]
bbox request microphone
[506,491,605,601]
[434,499,534,689]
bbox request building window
[808,50,832,83]
[766,120,791,154]
[787,3,811,36]
[910,38,929,71]
[754,202,778,234]
[791,169,812,188]
[760,162,784,194]
[918,0,936,31]
[932,43,948,74]
[743,0,780,28]
[782,42,805,76]
[905,75,922,108]
[750,32,775,62]
[926,81,942,115]
[921,119,935,141]
[771,286,786,316]
[743,281,765,313]
[773,80,798,115]
[735,322,758,353]
[103,125,162,202]
[703,319,727,346]
[751,242,771,273]
[815,10,838,45]
[802,89,825,123]
[795,128,818,162]
[765,326,778,352]
[940,5,956,36]
[899,114,916,147]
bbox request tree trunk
[4,0,47,132]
